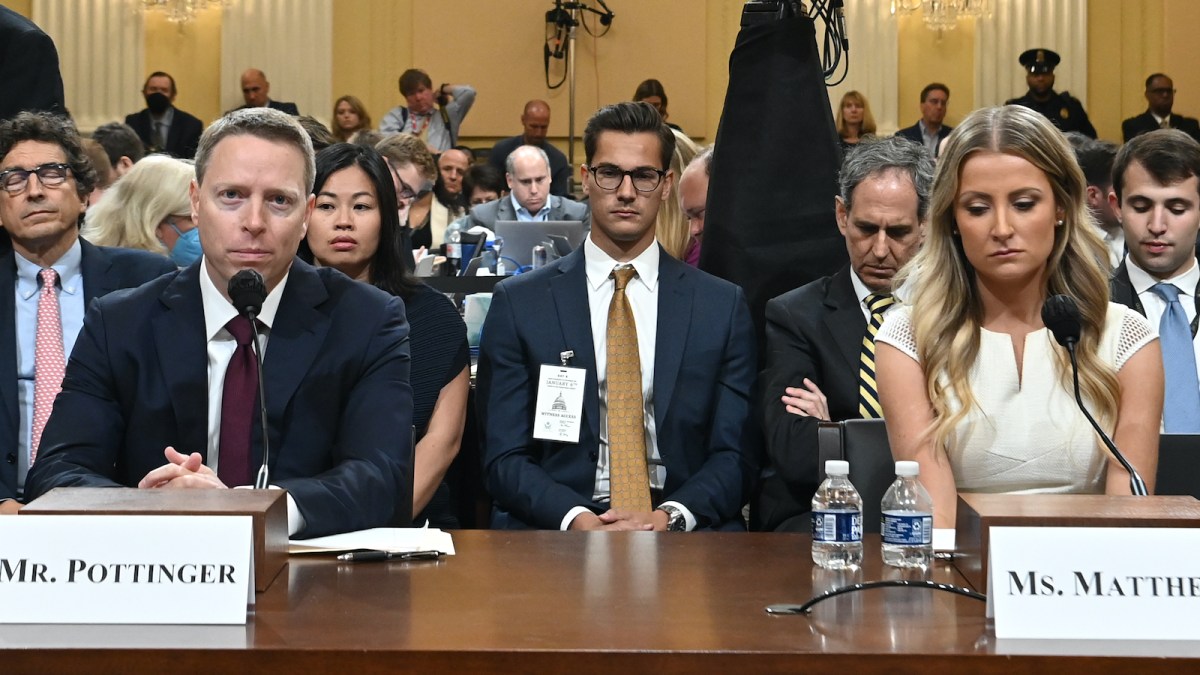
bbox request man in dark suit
[754,137,932,532]
[0,112,174,513]
[1006,48,1097,138]
[1122,74,1200,144]
[488,100,571,197]
[239,68,300,116]
[895,83,953,158]
[0,7,64,121]
[124,72,204,158]
[1108,129,1200,433]
[477,102,757,531]
[467,145,589,230]
[26,108,412,538]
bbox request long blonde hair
[897,105,1116,452]
[656,129,700,259]
[836,90,877,139]
[82,155,194,254]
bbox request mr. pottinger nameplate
[0,515,253,624]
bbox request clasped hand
[138,447,228,490]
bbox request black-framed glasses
[586,164,666,193]
[0,163,72,195]
[1149,87,1177,96]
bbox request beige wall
[19,0,1200,147]
[5,0,32,18]
[143,7,224,125]
[896,14,976,130]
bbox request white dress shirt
[849,269,897,322]
[559,239,696,531]
[198,259,304,534]
[1125,254,1200,367]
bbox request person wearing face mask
[82,155,200,267]
[124,72,204,159]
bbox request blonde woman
[836,90,876,152]
[655,129,699,260]
[875,105,1163,528]
[82,154,199,265]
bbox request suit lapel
[549,249,599,442]
[259,261,330,462]
[151,264,209,455]
[825,267,866,372]
[0,249,18,445]
[79,240,117,303]
[653,251,692,427]
[497,197,517,222]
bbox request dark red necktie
[218,316,258,486]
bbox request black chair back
[1155,434,1200,500]
[817,419,894,533]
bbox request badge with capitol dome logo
[1060,107,1070,119]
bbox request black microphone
[227,269,271,490]
[1041,294,1148,496]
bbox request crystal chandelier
[891,0,992,32]
[137,0,231,24]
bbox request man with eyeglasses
[0,112,174,514]
[465,145,589,233]
[477,101,757,532]
[1123,74,1200,144]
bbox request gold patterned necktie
[606,265,651,512]
[858,292,895,419]
[1160,117,1171,129]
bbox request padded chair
[816,418,895,533]
[1155,434,1200,500]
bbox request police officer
[1006,48,1097,138]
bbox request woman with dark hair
[461,164,507,210]
[633,78,682,132]
[301,143,469,527]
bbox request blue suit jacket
[25,259,414,537]
[0,239,174,501]
[477,246,758,530]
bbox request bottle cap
[825,460,849,476]
[895,460,919,477]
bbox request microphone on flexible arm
[1041,294,1148,496]
[228,269,271,490]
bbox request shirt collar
[849,268,896,308]
[510,193,551,220]
[152,106,175,126]
[584,236,660,293]
[1126,254,1199,297]
[1153,112,1170,126]
[198,258,289,341]
[15,238,83,300]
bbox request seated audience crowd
[6,56,1199,541]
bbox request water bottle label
[447,243,460,259]
[881,512,932,545]
[811,510,863,543]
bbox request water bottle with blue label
[811,460,863,570]
[881,460,933,569]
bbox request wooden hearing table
[2,531,1198,673]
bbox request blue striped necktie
[1152,282,1200,433]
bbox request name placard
[0,515,253,625]
[989,526,1200,640]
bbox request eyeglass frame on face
[385,159,432,201]
[585,163,667,193]
[0,162,73,195]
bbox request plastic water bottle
[531,244,548,270]
[446,227,462,274]
[811,460,863,570]
[493,236,506,276]
[881,460,933,569]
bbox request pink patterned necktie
[31,268,65,461]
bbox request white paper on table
[288,527,455,555]
[933,527,956,552]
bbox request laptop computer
[494,220,587,268]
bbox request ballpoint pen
[337,549,443,563]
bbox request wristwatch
[657,504,687,532]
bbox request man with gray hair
[27,107,414,538]
[467,144,588,231]
[754,136,933,532]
